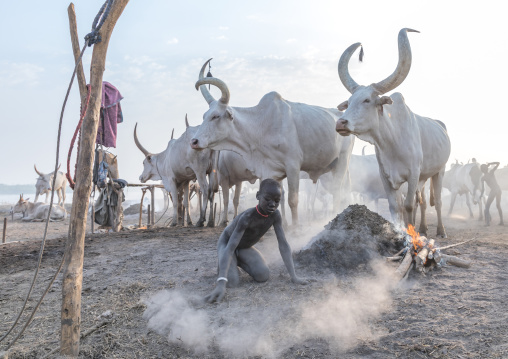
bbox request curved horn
[185,114,189,128]
[195,77,230,105]
[34,164,43,177]
[338,42,363,94]
[372,28,420,95]
[133,123,150,156]
[198,58,216,105]
[171,128,174,140]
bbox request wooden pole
[150,186,155,226]
[67,3,88,105]
[61,1,129,356]
[147,204,151,227]
[139,189,146,227]
[2,218,6,244]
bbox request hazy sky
[1,0,507,185]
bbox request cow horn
[185,114,189,128]
[133,123,150,156]
[198,58,216,105]
[34,164,43,177]
[171,128,174,140]
[372,28,419,95]
[195,77,230,105]
[338,42,362,94]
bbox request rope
[1,0,115,351]
[66,84,91,189]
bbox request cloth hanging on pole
[96,81,123,148]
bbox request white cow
[34,164,67,206]
[134,117,217,227]
[216,150,258,226]
[13,194,67,222]
[190,59,355,225]
[443,162,483,219]
[335,28,451,237]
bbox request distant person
[205,178,308,303]
[480,162,504,226]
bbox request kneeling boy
[205,179,308,303]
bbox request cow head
[134,123,174,182]
[336,28,419,140]
[34,164,59,195]
[13,194,29,214]
[190,58,233,151]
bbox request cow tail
[429,177,435,207]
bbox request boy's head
[256,179,282,214]
[481,164,488,173]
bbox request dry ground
[0,200,507,358]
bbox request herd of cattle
[13,29,507,234]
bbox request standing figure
[480,162,504,226]
[205,179,308,303]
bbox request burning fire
[406,224,426,250]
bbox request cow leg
[195,174,209,227]
[183,182,192,226]
[379,173,403,225]
[331,157,350,212]
[286,169,300,227]
[280,184,288,228]
[233,182,242,219]
[465,192,474,218]
[207,190,215,227]
[165,180,180,227]
[448,191,458,216]
[478,194,484,221]
[418,184,428,236]
[431,172,447,238]
[61,181,67,206]
[220,180,230,227]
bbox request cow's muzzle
[336,119,351,136]
[190,138,204,150]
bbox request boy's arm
[273,212,308,285]
[490,162,500,172]
[205,218,247,303]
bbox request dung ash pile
[295,204,405,274]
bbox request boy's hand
[205,283,227,303]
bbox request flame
[406,224,426,250]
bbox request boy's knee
[253,269,270,283]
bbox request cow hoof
[207,221,215,228]
[187,222,193,226]
[220,221,228,227]
[195,221,204,228]
[170,222,177,227]
[436,231,447,239]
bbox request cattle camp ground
[2,1,508,358]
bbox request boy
[205,178,308,303]
[480,162,504,226]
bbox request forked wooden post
[61,1,129,356]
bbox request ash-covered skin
[205,179,308,303]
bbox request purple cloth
[96,81,123,148]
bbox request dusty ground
[0,199,507,358]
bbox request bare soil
[1,201,507,358]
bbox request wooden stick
[395,250,413,280]
[139,189,146,228]
[440,254,471,268]
[150,186,155,226]
[61,1,129,356]
[435,238,476,252]
[385,255,403,262]
[2,217,6,244]
[416,239,434,271]
[147,204,151,227]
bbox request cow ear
[376,96,393,106]
[147,155,152,161]
[337,101,348,111]
[226,108,234,121]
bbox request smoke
[142,290,212,353]
[143,261,398,357]
[294,262,396,351]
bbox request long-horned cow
[190,59,355,225]
[134,117,217,227]
[335,28,451,237]
[13,194,67,222]
[34,164,68,206]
